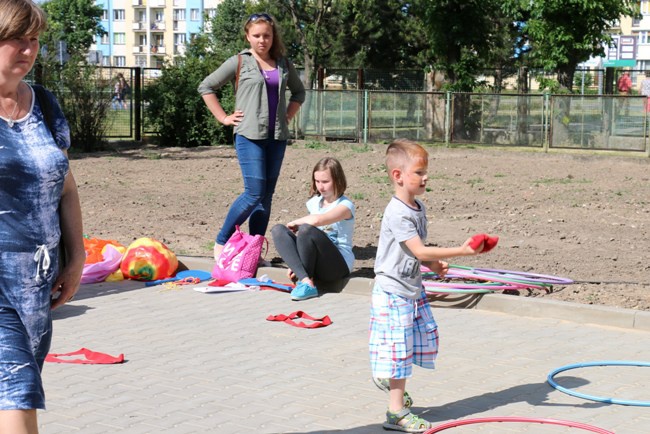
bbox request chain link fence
[295,89,650,155]
[28,65,650,155]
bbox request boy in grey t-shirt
[370,139,483,432]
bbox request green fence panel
[550,95,647,151]
[298,90,362,140]
[449,93,545,147]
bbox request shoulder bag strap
[235,54,242,93]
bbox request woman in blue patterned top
[0,1,84,432]
[271,157,355,301]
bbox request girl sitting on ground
[271,157,355,301]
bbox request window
[206,8,216,19]
[102,9,108,20]
[135,56,147,68]
[643,0,650,15]
[155,11,164,22]
[114,33,125,45]
[114,56,126,67]
[639,32,649,45]
[174,33,186,46]
[190,8,199,21]
[113,9,125,21]
[102,56,111,66]
[174,9,186,20]
[101,34,109,45]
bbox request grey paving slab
[39,264,650,434]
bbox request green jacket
[198,49,306,141]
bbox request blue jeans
[216,135,287,245]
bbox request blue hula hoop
[547,360,650,406]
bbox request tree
[509,0,638,92]
[144,0,249,147]
[255,0,338,89]
[335,0,428,70]
[54,56,113,152]
[40,0,105,61]
[418,0,506,92]
[189,0,249,59]
[416,0,510,140]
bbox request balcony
[150,45,166,55]
[150,21,166,31]
[132,0,145,7]
[133,45,147,54]
[132,21,146,31]
[150,0,166,7]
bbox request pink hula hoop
[443,270,548,290]
[423,416,614,434]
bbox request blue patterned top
[0,84,71,252]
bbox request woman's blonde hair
[243,13,286,60]
[0,0,47,41]
[310,157,347,198]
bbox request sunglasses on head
[248,13,273,24]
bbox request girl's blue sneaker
[291,281,318,301]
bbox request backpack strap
[234,54,242,93]
[32,84,55,137]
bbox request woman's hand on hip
[222,110,244,126]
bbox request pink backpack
[212,226,267,283]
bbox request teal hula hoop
[547,360,650,406]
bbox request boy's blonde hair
[385,139,429,176]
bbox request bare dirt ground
[72,142,650,311]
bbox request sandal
[383,408,432,433]
[373,377,413,408]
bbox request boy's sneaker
[291,281,318,301]
[373,377,413,408]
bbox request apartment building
[90,0,222,68]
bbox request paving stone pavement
[39,266,650,434]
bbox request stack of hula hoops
[422,265,573,295]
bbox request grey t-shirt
[374,196,427,299]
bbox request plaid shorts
[369,283,439,379]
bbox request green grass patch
[533,177,591,186]
[303,140,327,149]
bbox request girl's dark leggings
[271,223,350,283]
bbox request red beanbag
[469,233,499,253]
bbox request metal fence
[295,90,650,156]
[30,65,650,155]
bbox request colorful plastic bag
[121,237,178,281]
[81,244,124,284]
[81,238,126,284]
[212,226,266,283]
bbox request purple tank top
[263,68,279,137]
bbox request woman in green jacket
[198,13,305,260]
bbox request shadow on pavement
[287,377,606,434]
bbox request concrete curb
[178,256,650,332]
